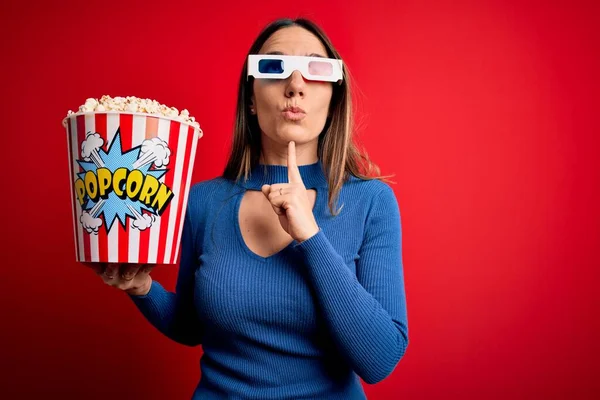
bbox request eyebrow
[266,51,326,58]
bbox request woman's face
[250,26,333,147]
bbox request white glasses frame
[247,54,344,83]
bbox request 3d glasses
[247,54,343,83]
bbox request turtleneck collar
[236,159,329,190]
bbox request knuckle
[115,282,131,291]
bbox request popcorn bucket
[64,112,201,264]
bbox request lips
[282,111,306,121]
[282,106,306,121]
[283,106,306,113]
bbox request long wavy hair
[222,17,393,216]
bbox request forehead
[259,26,328,57]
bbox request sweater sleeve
[127,206,204,347]
[293,183,409,384]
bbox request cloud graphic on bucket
[133,137,171,169]
[132,214,156,231]
[81,132,105,167]
[127,204,156,231]
[74,128,174,234]
[81,211,103,234]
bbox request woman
[90,17,408,400]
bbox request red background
[1,0,599,398]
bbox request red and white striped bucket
[64,112,201,264]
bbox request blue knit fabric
[128,160,409,399]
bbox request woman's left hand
[261,141,320,243]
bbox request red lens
[308,61,333,76]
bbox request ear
[249,94,256,114]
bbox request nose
[285,70,306,98]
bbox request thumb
[261,184,271,198]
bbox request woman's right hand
[85,263,154,296]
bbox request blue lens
[258,59,284,74]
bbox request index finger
[287,141,303,184]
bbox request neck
[259,135,319,166]
[237,159,329,190]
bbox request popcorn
[168,107,179,117]
[126,102,137,112]
[64,95,201,130]
[84,98,98,111]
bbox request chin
[276,125,307,139]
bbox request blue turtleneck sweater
[128,160,409,399]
